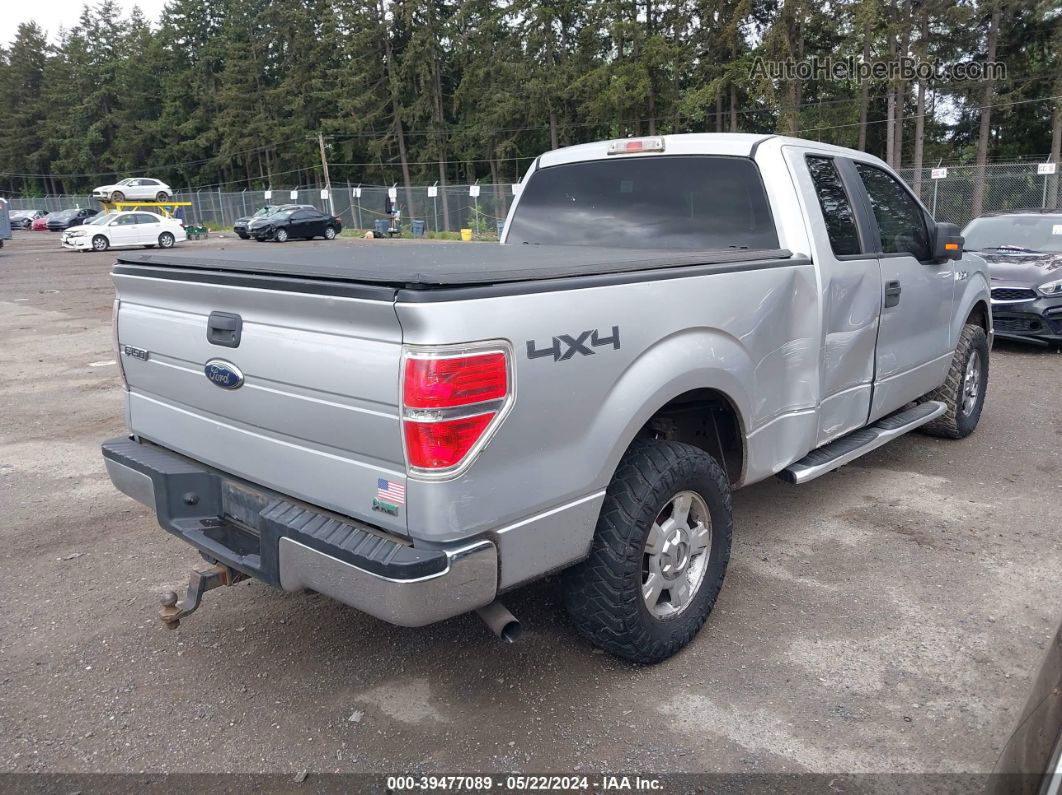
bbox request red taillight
[402,348,511,473]
[403,413,495,469]
[403,353,507,409]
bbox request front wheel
[155,192,170,202]
[562,439,733,664]
[324,226,337,240]
[275,228,288,242]
[158,232,175,249]
[91,235,109,252]
[110,191,125,202]
[919,323,989,439]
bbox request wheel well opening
[636,389,745,485]
[967,301,990,334]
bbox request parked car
[92,177,172,203]
[990,618,1062,794]
[962,210,1062,345]
[46,207,98,231]
[101,133,990,662]
[248,206,342,241]
[30,214,50,231]
[9,209,46,229]
[62,211,185,252]
[0,198,9,247]
[233,204,310,239]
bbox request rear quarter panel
[396,260,819,549]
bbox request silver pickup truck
[102,134,991,662]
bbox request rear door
[109,214,139,246]
[113,268,408,534]
[133,213,161,244]
[850,162,954,421]
[786,149,883,443]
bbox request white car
[62,211,186,252]
[91,177,172,203]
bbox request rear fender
[588,328,753,490]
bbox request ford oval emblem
[204,359,244,390]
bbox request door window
[805,156,861,256]
[134,214,158,224]
[855,163,932,261]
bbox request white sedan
[91,177,172,202]
[62,211,186,252]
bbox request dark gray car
[963,210,1062,345]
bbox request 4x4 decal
[526,326,620,361]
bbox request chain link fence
[6,162,1059,233]
[6,184,521,237]
[898,162,1059,228]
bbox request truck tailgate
[112,267,407,535]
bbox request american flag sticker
[376,478,406,506]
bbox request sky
[1,0,168,48]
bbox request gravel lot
[1,230,1060,777]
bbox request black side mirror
[933,222,964,261]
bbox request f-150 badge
[526,326,620,361]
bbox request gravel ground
[1,231,1060,776]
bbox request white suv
[92,178,172,202]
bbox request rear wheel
[91,235,109,252]
[920,323,989,439]
[275,228,288,242]
[158,232,175,249]
[324,226,337,240]
[562,439,733,664]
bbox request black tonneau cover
[116,242,793,287]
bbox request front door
[850,162,954,421]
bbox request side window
[135,214,157,224]
[855,163,932,261]
[805,156,861,256]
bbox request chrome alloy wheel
[961,350,982,416]
[642,490,711,619]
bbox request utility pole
[316,132,336,217]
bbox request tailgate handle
[207,311,242,348]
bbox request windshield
[253,206,276,217]
[117,178,134,186]
[962,215,1062,253]
[271,210,294,219]
[88,213,117,225]
[506,154,779,250]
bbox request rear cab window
[805,156,862,256]
[506,155,779,251]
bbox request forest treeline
[0,0,1058,196]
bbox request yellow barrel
[460,228,473,241]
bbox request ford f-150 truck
[101,134,991,663]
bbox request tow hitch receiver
[159,563,247,629]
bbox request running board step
[778,401,947,485]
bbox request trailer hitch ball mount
[159,563,246,629]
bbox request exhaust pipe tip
[476,600,522,643]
